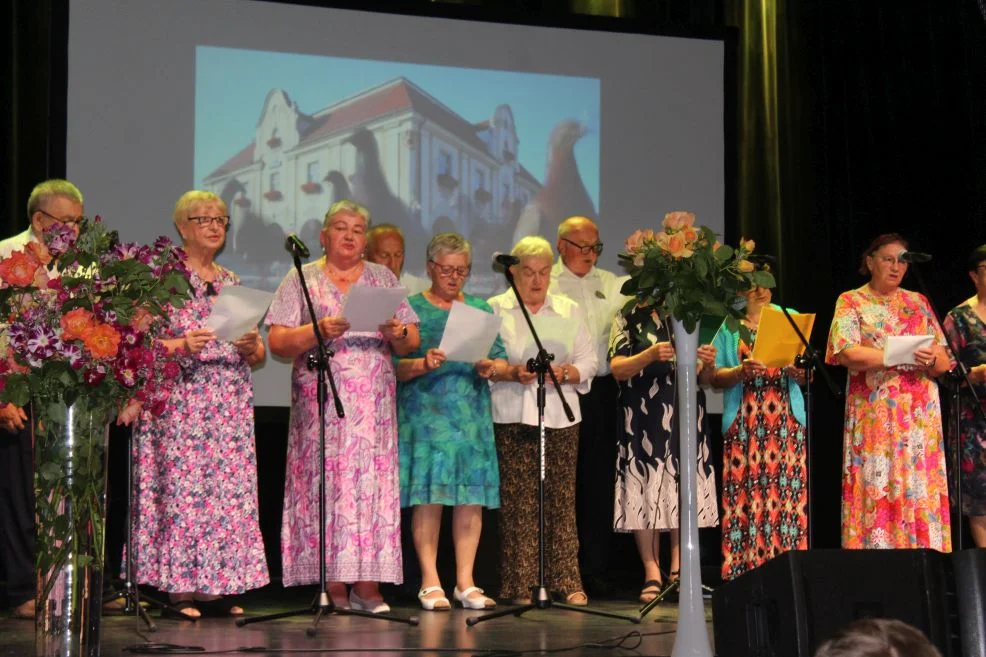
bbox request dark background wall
[4,0,986,587]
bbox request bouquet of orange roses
[618,211,774,336]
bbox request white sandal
[417,586,451,611]
[453,586,496,610]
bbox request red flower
[0,251,42,287]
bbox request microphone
[899,251,932,263]
[492,252,520,271]
[284,234,310,259]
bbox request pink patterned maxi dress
[825,285,951,551]
[133,267,270,594]
[265,260,418,585]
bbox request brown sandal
[639,579,663,603]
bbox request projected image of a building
[200,74,598,293]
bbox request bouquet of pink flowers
[619,211,774,334]
[0,218,190,416]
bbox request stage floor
[0,586,713,656]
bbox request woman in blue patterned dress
[943,244,986,548]
[396,233,508,611]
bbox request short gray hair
[366,223,404,250]
[27,179,84,219]
[426,232,472,264]
[511,235,553,261]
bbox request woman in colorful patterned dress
[267,200,420,613]
[396,232,508,611]
[488,236,598,606]
[133,190,269,619]
[825,233,952,550]
[609,307,718,603]
[943,244,986,548]
[711,268,808,581]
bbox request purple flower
[59,341,85,369]
[43,222,78,258]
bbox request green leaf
[714,244,734,261]
[753,270,776,289]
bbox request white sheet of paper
[437,301,502,363]
[883,335,934,367]
[341,285,408,332]
[204,285,274,342]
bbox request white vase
[670,318,713,657]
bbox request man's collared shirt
[549,259,629,377]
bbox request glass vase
[34,397,110,657]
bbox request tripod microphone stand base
[465,586,641,626]
[637,573,714,622]
[102,585,158,631]
[235,591,419,634]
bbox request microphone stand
[467,265,638,627]
[908,263,986,553]
[774,302,840,550]
[237,246,416,634]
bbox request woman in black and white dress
[608,307,719,603]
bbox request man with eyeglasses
[549,215,629,596]
[365,223,429,296]
[0,179,84,619]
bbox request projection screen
[66,0,726,407]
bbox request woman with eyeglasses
[942,244,986,548]
[825,233,951,551]
[132,190,268,619]
[266,200,420,614]
[487,236,597,606]
[395,232,508,611]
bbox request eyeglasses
[188,215,230,227]
[873,254,906,265]
[37,208,85,225]
[429,260,471,278]
[561,237,603,255]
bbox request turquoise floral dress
[397,293,504,508]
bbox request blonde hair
[173,190,226,226]
[27,179,84,219]
[511,235,554,261]
[324,199,370,229]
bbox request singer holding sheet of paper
[711,267,808,581]
[132,190,268,619]
[266,200,420,613]
[825,233,951,551]
[487,236,598,606]
[395,232,509,611]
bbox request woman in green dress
[396,232,509,611]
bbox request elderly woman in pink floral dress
[133,191,269,619]
[267,200,420,614]
[825,233,952,551]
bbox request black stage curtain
[728,0,986,546]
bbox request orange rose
[82,323,121,359]
[61,308,96,341]
[24,240,53,267]
[624,230,646,254]
[659,231,694,259]
[131,307,154,332]
[739,237,756,252]
[662,211,696,231]
[682,226,699,243]
[737,259,755,272]
[0,251,41,287]
[713,240,722,251]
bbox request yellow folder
[750,306,816,368]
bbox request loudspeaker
[953,549,986,657]
[711,549,955,657]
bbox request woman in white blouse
[487,236,598,606]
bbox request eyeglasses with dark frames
[187,215,230,227]
[561,237,603,255]
[428,260,471,278]
[36,208,85,225]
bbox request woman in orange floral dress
[825,233,952,550]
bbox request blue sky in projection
[194,47,600,206]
